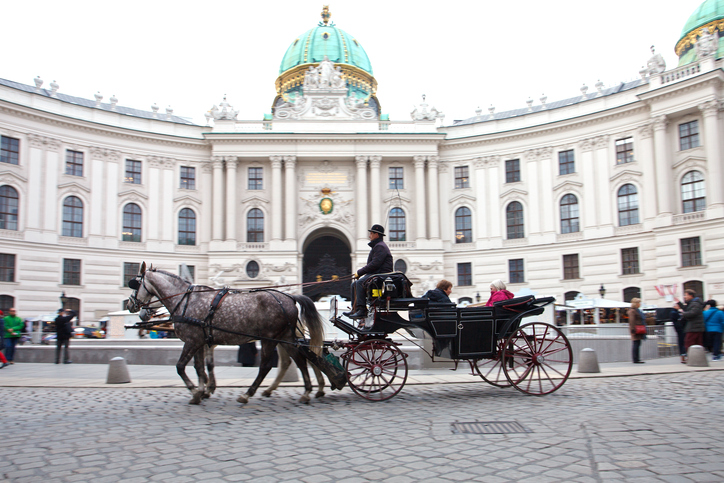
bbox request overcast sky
[1,0,703,125]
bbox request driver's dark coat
[357,237,393,276]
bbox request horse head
[127,261,152,313]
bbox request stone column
[700,100,724,208]
[284,156,297,240]
[579,139,597,229]
[427,156,440,239]
[270,156,283,241]
[638,123,658,221]
[355,155,368,240]
[474,158,487,239]
[211,156,224,241]
[413,155,427,240]
[538,148,555,232]
[369,155,381,224]
[225,156,237,241]
[652,115,672,216]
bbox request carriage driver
[343,224,394,319]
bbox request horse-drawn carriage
[127,264,573,404]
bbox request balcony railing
[673,211,706,225]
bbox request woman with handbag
[628,298,646,364]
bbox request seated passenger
[422,279,453,304]
[484,279,514,306]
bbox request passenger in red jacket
[484,279,515,306]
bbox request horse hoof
[300,395,311,404]
[202,392,212,399]
[261,390,272,397]
[315,391,325,398]
[237,394,249,404]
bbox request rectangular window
[563,254,579,280]
[615,137,634,164]
[679,121,700,151]
[559,150,575,175]
[63,258,81,285]
[389,167,404,190]
[123,262,140,287]
[0,253,15,282]
[457,262,472,286]
[248,167,263,190]
[65,150,84,176]
[180,166,195,190]
[681,237,701,267]
[1,136,20,165]
[509,259,524,284]
[454,166,470,189]
[179,264,195,283]
[125,159,142,184]
[505,159,520,183]
[621,247,639,275]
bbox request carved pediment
[241,195,269,207]
[58,181,91,193]
[383,194,412,204]
[609,169,643,182]
[500,187,528,198]
[0,171,28,184]
[673,155,706,170]
[553,180,584,192]
[118,189,149,200]
[173,194,202,205]
[449,193,477,204]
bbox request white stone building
[1,3,723,321]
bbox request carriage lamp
[599,284,606,299]
[476,292,481,303]
[60,291,69,309]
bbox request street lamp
[476,292,481,303]
[60,291,69,309]
[599,284,606,299]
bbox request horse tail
[293,294,324,356]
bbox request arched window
[623,287,641,303]
[455,207,472,243]
[560,194,579,234]
[246,260,259,278]
[683,280,704,299]
[247,208,264,242]
[62,196,83,238]
[122,203,142,242]
[0,294,14,314]
[389,208,406,241]
[681,170,706,213]
[506,201,524,239]
[394,259,407,274]
[0,185,19,230]
[178,208,196,246]
[617,184,639,226]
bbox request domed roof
[279,19,372,75]
[676,0,724,65]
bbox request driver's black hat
[368,224,385,236]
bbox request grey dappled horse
[127,263,324,404]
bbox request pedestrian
[343,224,393,320]
[628,298,646,364]
[54,309,76,364]
[484,279,515,307]
[0,310,9,368]
[703,300,724,361]
[237,342,258,367]
[3,308,23,364]
[422,280,453,304]
[675,289,705,363]
[670,308,686,360]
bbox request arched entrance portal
[302,230,352,301]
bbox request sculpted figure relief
[646,45,666,75]
[695,27,717,58]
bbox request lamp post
[599,284,606,299]
[476,292,481,303]
[60,291,68,310]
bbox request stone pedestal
[577,348,600,373]
[687,345,709,367]
[106,356,131,383]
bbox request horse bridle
[128,273,163,313]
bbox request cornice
[637,69,724,105]
[0,100,210,150]
[203,134,445,144]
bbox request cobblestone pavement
[0,371,722,482]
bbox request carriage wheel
[474,340,512,387]
[501,322,572,396]
[344,339,408,401]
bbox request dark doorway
[303,234,352,301]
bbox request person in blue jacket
[703,300,724,361]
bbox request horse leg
[262,344,292,397]
[312,362,326,398]
[176,341,203,404]
[237,340,276,404]
[285,346,314,404]
[204,345,216,398]
[189,347,208,405]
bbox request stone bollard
[577,348,601,373]
[280,361,299,382]
[686,345,709,367]
[106,356,132,384]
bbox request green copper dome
[279,23,373,75]
[676,0,724,65]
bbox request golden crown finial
[321,5,331,25]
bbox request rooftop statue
[646,45,666,75]
[303,56,345,90]
[695,27,717,58]
[411,94,444,122]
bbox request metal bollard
[686,345,709,367]
[106,356,132,384]
[577,348,601,373]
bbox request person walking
[703,300,724,361]
[0,310,9,368]
[628,298,646,364]
[675,289,705,363]
[54,309,76,364]
[3,308,23,364]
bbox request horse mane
[150,268,213,289]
